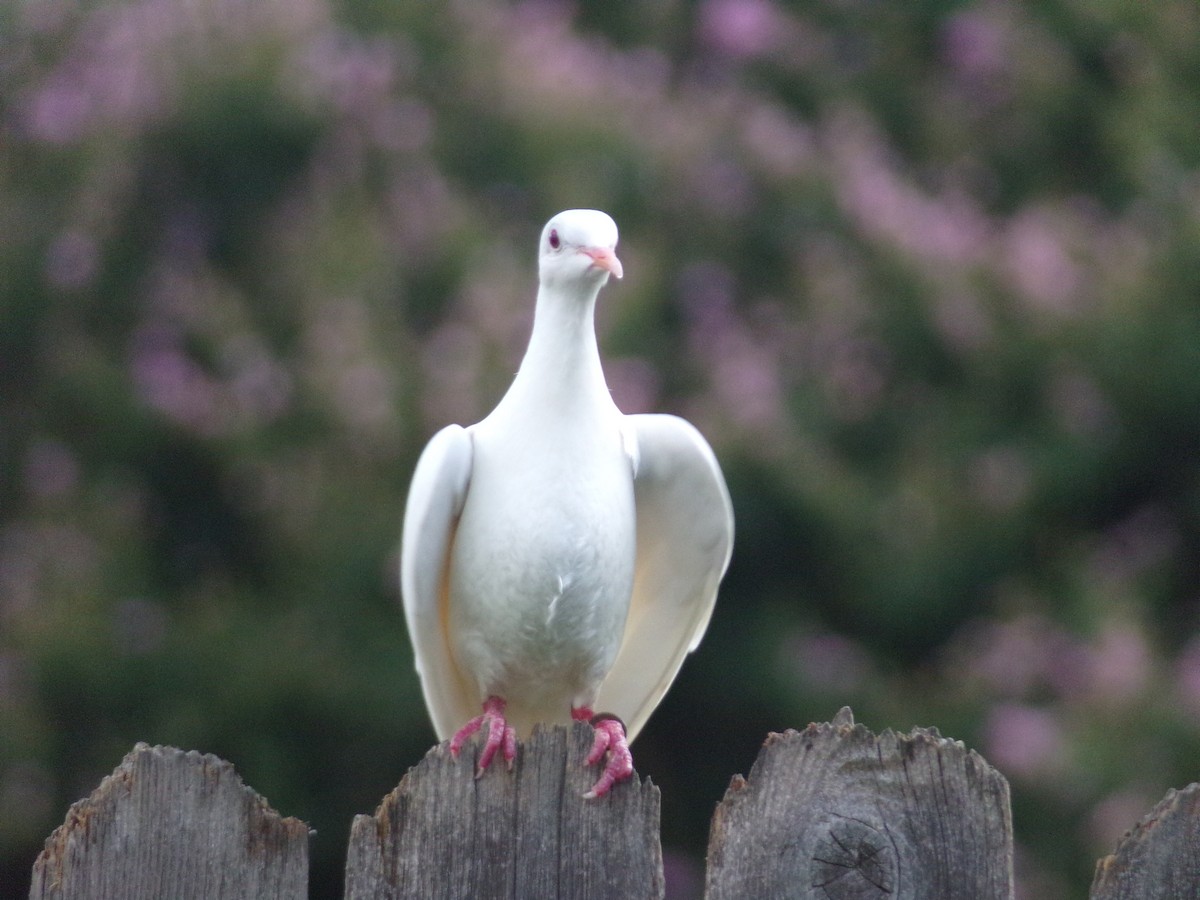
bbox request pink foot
[449,696,517,777]
[572,708,633,799]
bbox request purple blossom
[19,0,332,144]
[1002,209,1082,314]
[740,103,815,179]
[698,0,784,60]
[606,357,661,415]
[1173,636,1200,715]
[778,630,873,693]
[1087,789,1157,855]
[22,74,94,144]
[129,324,225,435]
[952,613,1155,711]
[678,262,786,433]
[662,849,703,899]
[982,703,1066,780]
[1084,625,1151,707]
[20,4,168,143]
[941,9,1011,81]
[289,28,400,118]
[832,117,992,272]
[953,615,1059,699]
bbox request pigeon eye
[548,229,560,250]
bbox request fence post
[704,707,1014,899]
[344,722,663,900]
[28,743,310,900]
[53,714,1200,897]
[1091,782,1200,899]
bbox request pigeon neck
[510,281,608,404]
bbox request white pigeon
[400,209,733,798]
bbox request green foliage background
[3,0,1199,896]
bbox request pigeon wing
[596,414,734,741]
[400,424,479,740]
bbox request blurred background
[2,0,1199,896]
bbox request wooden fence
[26,708,1200,899]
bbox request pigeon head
[538,209,623,291]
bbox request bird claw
[451,701,631,796]
[449,696,517,776]
[581,713,633,799]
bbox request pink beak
[581,246,623,280]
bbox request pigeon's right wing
[400,424,479,740]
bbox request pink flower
[1003,210,1081,313]
[982,703,1066,779]
[942,9,1010,81]
[698,0,783,60]
[778,631,872,693]
[1085,626,1150,706]
[1174,637,1200,716]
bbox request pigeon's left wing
[597,414,734,741]
[400,424,479,740]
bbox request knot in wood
[810,816,897,897]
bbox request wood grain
[344,722,663,899]
[705,707,1013,899]
[29,743,310,900]
[1091,782,1200,899]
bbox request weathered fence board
[344,722,664,899]
[28,743,310,900]
[705,707,1014,899]
[29,709,1200,897]
[1091,782,1200,899]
